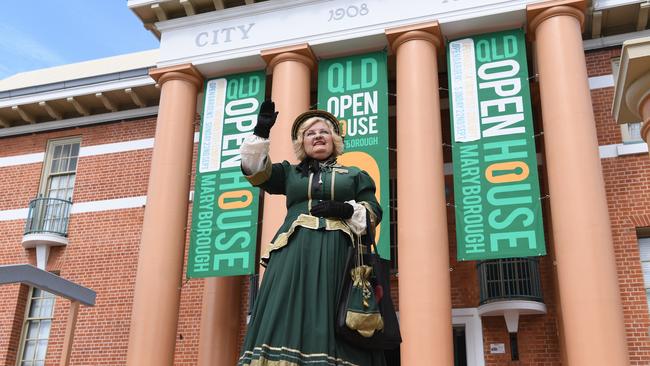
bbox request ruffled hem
[238,344,360,366]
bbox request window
[620,122,644,144]
[612,58,644,144]
[35,138,80,233]
[639,237,650,311]
[17,288,56,366]
[40,138,80,201]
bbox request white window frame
[38,137,81,198]
[15,287,56,366]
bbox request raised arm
[240,100,287,194]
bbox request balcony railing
[24,197,72,237]
[477,257,543,305]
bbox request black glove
[253,100,278,138]
[311,200,354,219]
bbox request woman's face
[303,121,334,161]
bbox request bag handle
[362,208,378,254]
[351,208,379,267]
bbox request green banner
[447,29,546,261]
[187,71,265,277]
[317,51,391,259]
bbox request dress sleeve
[240,135,288,195]
[240,135,269,176]
[344,200,367,236]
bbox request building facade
[1,0,650,365]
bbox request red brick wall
[588,48,625,146]
[0,117,168,365]
[602,155,650,364]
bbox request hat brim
[291,110,340,141]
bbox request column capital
[149,64,204,91]
[527,0,586,37]
[625,73,650,121]
[260,43,316,72]
[385,21,442,53]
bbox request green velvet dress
[237,159,386,366]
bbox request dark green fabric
[259,161,382,244]
[238,229,386,366]
[238,161,385,366]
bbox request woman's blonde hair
[292,116,344,161]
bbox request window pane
[32,288,42,298]
[38,320,51,339]
[640,238,650,260]
[34,362,44,366]
[51,159,60,174]
[53,145,62,159]
[21,361,32,366]
[35,340,48,360]
[47,176,61,194]
[68,157,78,171]
[22,340,36,360]
[40,299,54,318]
[26,321,39,339]
[62,144,71,159]
[642,261,650,285]
[71,143,80,157]
[29,300,42,318]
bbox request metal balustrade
[24,197,72,236]
[477,257,543,305]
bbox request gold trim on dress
[308,172,313,212]
[260,214,355,263]
[239,344,360,366]
[245,158,273,186]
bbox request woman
[237,100,386,366]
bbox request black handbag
[335,219,401,350]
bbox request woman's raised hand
[253,100,279,138]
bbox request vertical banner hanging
[187,71,265,277]
[447,29,546,261]
[317,51,391,259]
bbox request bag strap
[362,208,378,255]
[348,208,378,267]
